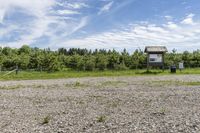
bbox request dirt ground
[0,75,200,133]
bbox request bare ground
[0,75,200,133]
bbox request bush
[96,55,108,70]
[85,57,95,71]
[77,57,85,71]
[114,62,128,70]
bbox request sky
[0,0,200,52]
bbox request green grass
[184,82,200,86]
[96,115,107,123]
[100,81,127,87]
[0,84,24,90]
[41,115,51,125]
[0,68,200,81]
[151,80,200,86]
[65,81,89,88]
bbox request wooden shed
[145,46,168,70]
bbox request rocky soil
[0,75,200,133]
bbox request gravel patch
[0,75,200,133]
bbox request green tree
[96,55,108,70]
[85,56,95,71]
[182,51,192,68]
[18,45,31,55]
[107,53,120,69]
[2,47,12,56]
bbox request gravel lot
[1,75,200,133]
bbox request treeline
[0,45,199,72]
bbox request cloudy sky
[0,0,200,52]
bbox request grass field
[0,68,200,80]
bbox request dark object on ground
[170,66,176,73]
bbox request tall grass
[0,68,200,80]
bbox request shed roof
[145,46,168,53]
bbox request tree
[2,55,16,70]
[107,53,120,69]
[85,56,95,71]
[18,45,31,55]
[96,55,108,70]
[77,56,85,71]
[17,54,30,69]
[0,46,199,71]
[182,51,192,68]
[121,49,131,68]
[42,53,61,72]
[2,47,12,56]
[131,49,140,69]
[68,55,81,69]
[192,50,200,67]
[58,48,67,55]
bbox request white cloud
[55,16,200,52]
[0,25,18,37]
[47,16,89,48]
[57,10,80,15]
[0,9,6,23]
[56,2,89,9]
[181,13,195,25]
[71,17,89,33]
[51,16,89,39]
[164,15,173,21]
[0,0,55,19]
[0,1,199,52]
[66,3,89,9]
[98,1,114,15]
[0,0,89,48]
[164,22,179,29]
[0,0,56,47]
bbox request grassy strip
[0,84,24,90]
[181,81,200,86]
[151,80,200,86]
[0,68,200,81]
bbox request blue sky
[0,0,200,52]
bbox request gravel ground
[0,75,200,133]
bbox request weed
[74,81,81,87]
[107,99,121,108]
[111,102,118,108]
[32,84,45,89]
[151,107,167,116]
[100,81,127,87]
[0,84,24,90]
[160,107,166,115]
[42,115,50,125]
[151,81,200,87]
[65,83,73,87]
[89,95,104,100]
[183,82,200,86]
[65,81,88,88]
[97,115,107,123]
[78,100,85,104]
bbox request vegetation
[184,82,200,86]
[0,69,200,80]
[151,80,200,86]
[0,45,199,80]
[97,115,107,123]
[0,84,24,90]
[0,45,199,72]
[42,115,51,125]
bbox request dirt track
[1,75,200,133]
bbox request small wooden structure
[144,46,168,70]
